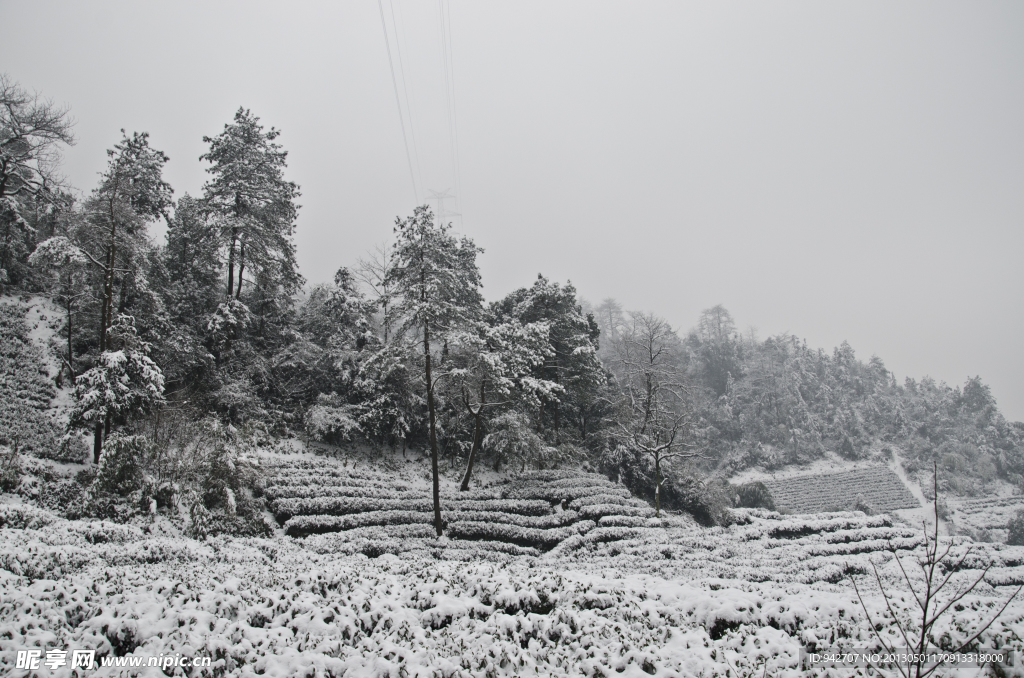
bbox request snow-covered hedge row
[504,483,632,502]
[285,510,434,536]
[567,493,649,510]
[266,484,501,501]
[273,496,552,522]
[286,529,544,559]
[545,474,618,489]
[448,510,580,529]
[578,503,655,520]
[752,513,894,540]
[265,474,394,490]
[269,465,386,479]
[597,515,659,528]
[447,519,595,549]
[286,508,583,537]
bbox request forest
[2,73,1023,535]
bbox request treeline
[3,74,1020,529]
[592,299,1024,498]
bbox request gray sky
[3,1,1023,420]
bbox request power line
[389,0,424,199]
[437,0,462,220]
[377,0,418,204]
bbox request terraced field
[0,301,61,459]
[763,465,919,514]
[264,459,658,557]
[261,456,980,588]
[5,456,1024,677]
[948,494,1024,542]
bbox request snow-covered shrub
[93,433,148,495]
[0,445,19,492]
[0,502,55,529]
[303,392,361,444]
[735,481,776,511]
[1007,509,1024,546]
[38,477,85,514]
[189,496,212,539]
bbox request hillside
[0,298,65,460]
[2,296,1023,675]
[3,452,1024,676]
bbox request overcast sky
[3,1,1023,420]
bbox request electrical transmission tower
[428,188,460,226]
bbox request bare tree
[354,241,396,343]
[0,74,75,201]
[612,312,696,516]
[850,462,1022,678]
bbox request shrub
[304,393,361,444]
[93,433,148,496]
[0,445,20,493]
[1007,509,1024,546]
[734,481,776,511]
[852,493,874,516]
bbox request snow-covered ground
[3,462,1024,677]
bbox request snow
[5,504,1022,677]
[4,451,1024,676]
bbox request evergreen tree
[70,315,165,463]
[445,316,560,490]
[386,205,483,536]
[157,194,221,387]
[493,275,604,444]
[77,131,172,459]
[201,108,302,301]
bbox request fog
[2,1,1022,419]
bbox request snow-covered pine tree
[386,205,483,536]
[492,275,604,445]
[70,315,165,463]
[76,131,172,459]
[201,108,301,302]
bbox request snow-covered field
[4,468,1024,677]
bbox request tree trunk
[459,415,482,492]
[462,385,485,491]
[235,240,245,299]
[554,401,561,445]
[226,226,238,297]
[654,452,661,517]
[93,421,103,464]
[424,320,443,536]
[100,203,118,352]
[65,293,73,380]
